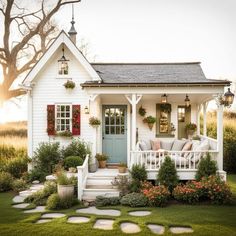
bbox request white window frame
[55,104,72,132]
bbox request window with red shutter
[72,105,80,135]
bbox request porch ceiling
[100,94,214,104]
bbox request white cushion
[171,140,186,151]
[161,140,174,150]
[139,141,148,151]
[191,139,209,162]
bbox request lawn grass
[0,175,236,236]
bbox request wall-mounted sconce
[161,94,168,104]
[84,106,89,114]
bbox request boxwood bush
[64,156,83,170]
[95,196,120,207]
[0,171,14,192]
[121,192,148,207]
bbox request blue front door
[102,105,127,164]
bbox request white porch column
[217,104,224,172]
[197,104,201,136]
[203,102,208,136]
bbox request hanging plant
[89,117,101,128]
[143,116,156,130]
[63,80,75,89]
[138,106,146,117]
[160,103,171,113]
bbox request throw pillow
[160,140,174,150]
[171,140,186,151]
[139,141,148,151]
[151,139,161,151]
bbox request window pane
[105,126,109,134]
[66,119,70,124]
[61,125,65,130]
[66,106,70,111]
[116,126,120,134]
[116,109,120,125]
[66,125,70,130]
[110,108,115,125]
[110,126,115,134]
[121,126,125,134]
[66,112,70,117]
[61,119,65,124]
[61,106,65,112]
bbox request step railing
[77,154,89,200]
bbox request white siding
[30,45,96,157]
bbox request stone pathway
[12,195,26,203]
[129,211,151,216]
[12,203,30,209]
[24,206,46,213]
[148,224,165,235]
[76,206,121,216]
[36,219,52,224]
[67,216,90,224]
[169,226,194,234]
[93,219,114,230]
[41,213,66,218]
[120,222,141,234]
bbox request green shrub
[24,181,57,205]
[129,164,147,192]
[64,156,83,170]
[27,168,47,182]
[62,139,91,160]
[12,179,28,192]
[33,142,62,175]
[46,193,79,210]
[46,193,60,210]
[120,192,148,207]
[95,196,120,207]
[4,156,28,178]
[0,172,14,192]
[57,172,75,185]
[142,185,170,207]
[157,156,179,192]
[195,153,217,181]
[0,145,27,159]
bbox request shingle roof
[82,62,229,86]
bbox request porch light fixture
[223,88,234,107]
[161,94,167,104]
[58,44,69,75]
[185,94,190,107]
[84,106,89,114]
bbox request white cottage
[22,29,232,200]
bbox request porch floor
[88,168,128,178]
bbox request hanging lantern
[185,94,190,107]
[58,44,69,75]
[161,94,167,104]
[224,88,234,107]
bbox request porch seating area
[129,136,219,180]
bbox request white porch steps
[82,169,126,201]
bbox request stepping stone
[35,219,52,224]
[19,190,34,197]
[32,180,40,184]
[30,184,44,191]
[169,226,194,234]
[46,175,57,181]
[93,219,114,230]
[129,211,151,216]
[12,203,30,209]
[148,224,165,235]
[41,213,66,218]
[12,195,26,203]
[67,216,90,224]
[24,206,46,213]
[76,206,121,216]
[120,222,141,234]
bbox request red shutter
[72,105,80,135]
[47,105,55,135]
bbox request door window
[104,107,125,135]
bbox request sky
[1,0,236,122]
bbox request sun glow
[0,107,7,124]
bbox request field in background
[0,121,27,149]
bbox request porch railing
[77,154,89,200]
[129,150,218,171]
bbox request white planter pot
[57,184,74,199]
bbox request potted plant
[63,80,76,89]
[95,153,109,168]
[89,117,101,128]
[88,156,98,173]
[185,123,197,139]
[170,123,176,135]
[118,162,127,173]
[138,106,146,117]
[143,116,156,130]
[56,172,75,199]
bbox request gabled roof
[23,30,101,84]
[81,62,230,87]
